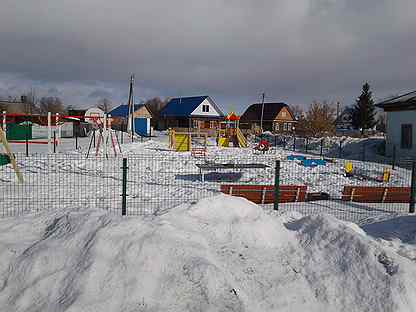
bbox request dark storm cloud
[1,0,415,110]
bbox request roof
[240,103,293,121]
[109,104,146,118]
[160,96,224,117]
[335,106,354,124]
[376,91,416,110]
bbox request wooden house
[240,102,296,133]
[159,96,224,130]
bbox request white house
[376,91,416,158]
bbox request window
[275,123,279,131]
[401,124,413,149]
[202,104,210,112]
[283,123,288,131]
[281,111,287,118]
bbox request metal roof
[160,96,224,117]
[109,104,146,118]
[376,90,416,108]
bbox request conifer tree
[352,82,376,134]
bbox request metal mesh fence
[0,153,414,224]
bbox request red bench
[191,147,207,157]
[341,186,411,203]
[220,184,307,204]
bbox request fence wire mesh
[0,153,413,224]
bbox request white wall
[386,110,416,157]
[190,98,221,117]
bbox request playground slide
[236,128,247,148]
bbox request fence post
[274,160,280,211]
[339,139,342,158]
[293,136,296,152]
[305,137,308,154]
[320,138,324,157]
[122,157,128,216]
[410,161,416,214]
[53,131,56,154]
[25,118,29,157]
[362,142,366,162]
[75,128,78,150]
[392,145,396,170]
[283,136,286,149]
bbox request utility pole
[260,92,265,134]
[127,75,135,139]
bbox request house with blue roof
[109,104,152,136]
[159,96,224,129]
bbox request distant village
[1,83,416,158]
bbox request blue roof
[161,96,207,117]
[161,96,223,117]
[109,104,145,118]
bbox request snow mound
[1,196,416,311]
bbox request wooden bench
[341,186,411,203]
[220,184,307,204]
[191,147,207,157]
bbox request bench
[220,184,307,204]
[191,147,207,157]
[196,163,269,182]
[341,186,411,203]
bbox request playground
[1,120,414,223]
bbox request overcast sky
[1,0,415,112]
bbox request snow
[0,195,416,311]
[2,132,411,223]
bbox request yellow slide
[236,128,247,148]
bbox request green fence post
[392,145,396,170]
[122,158,128,216]
[274,160,280,211]
[320,138,324,157]
[305,137,308,154]
[410,161,416,214]
[339,139,342,158]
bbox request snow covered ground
[2,132,412,223]
[1,133,416,311]
[0,195,415,312]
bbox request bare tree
[144,97,169,129]
[97,98,113,113]
[302,101,336,137]
[39,96,66,114]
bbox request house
[376,91,416,158]
[109,104,152,136]
[159,96,224,130]
[335,107,354,130]
[239,102,296,133]
[334,106,361,136]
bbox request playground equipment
[1,111,63,153]
[217,112,247,148]
[254,139,271,153]
[169,129,191,152]
[344,161,391,183]
[85,109,122,158]
[0,127,23,183]
[287,154,327,167]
